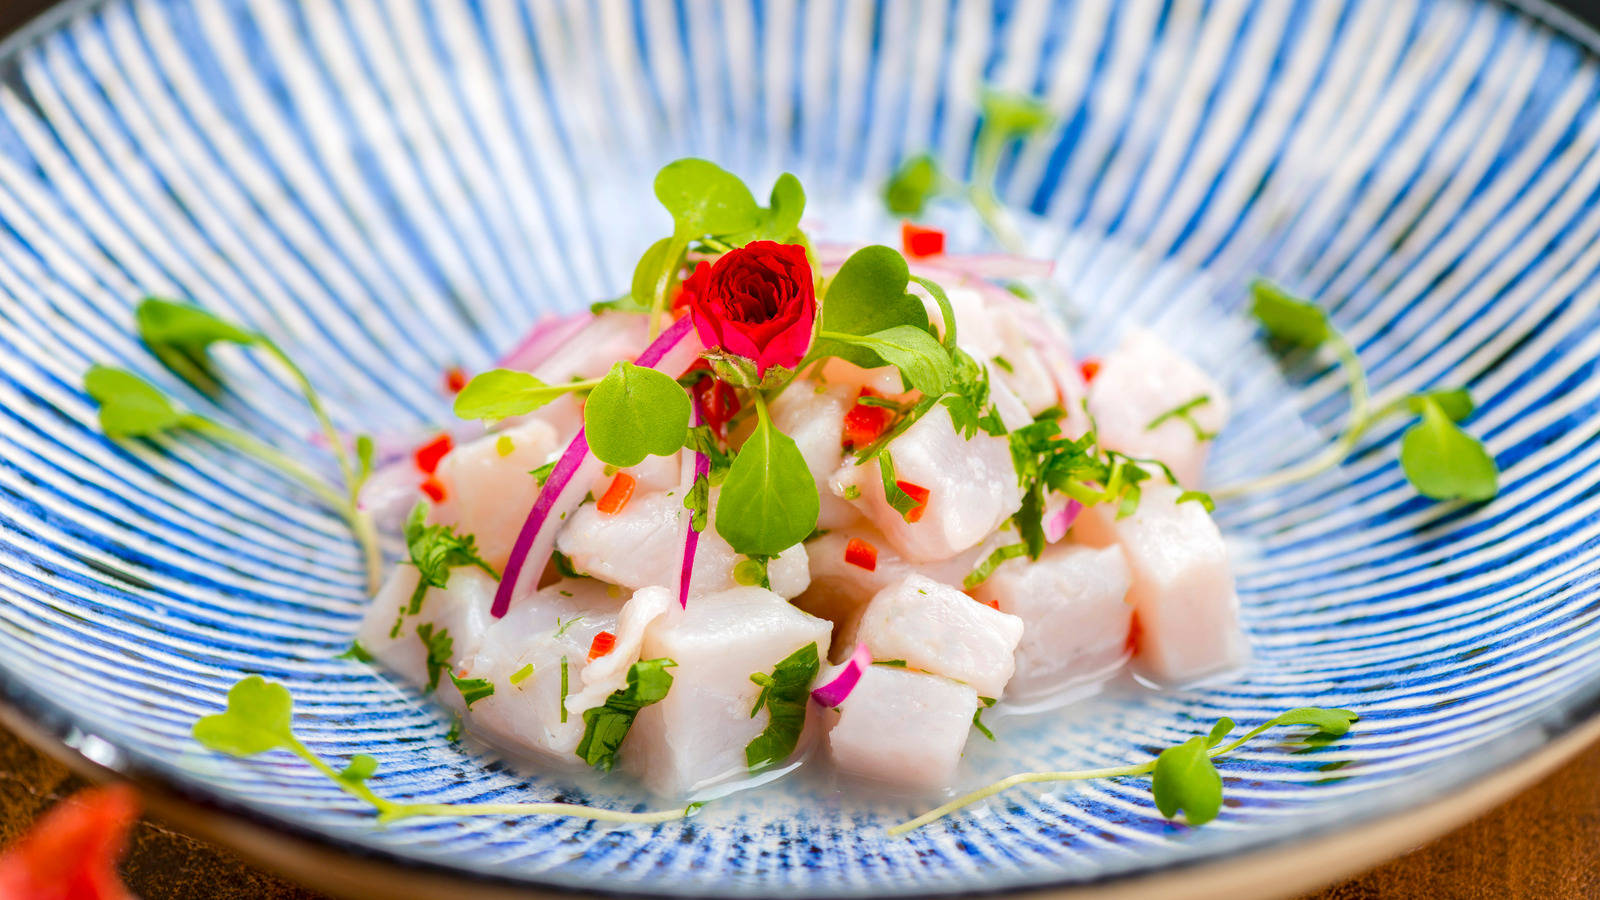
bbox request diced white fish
[1073,484,1248,684]
[831,405,1022,563]
[556,490,810,599]
[797,528,1011,661]
[563,585,675,719]
[826,664,978,791]
[622,587,833,796]
[586,451,684,498]
[530,312,650,384]
[817,358,905,396]
[429,418,564,570]
[854,574,1024,698]
[460,578,622,766]
[770,381,862,529]
[1086,329,1229,486]
[357,565,499,711]
[971,543,1132,705]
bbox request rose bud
[686,241,816,377]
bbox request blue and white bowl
[2,0,1599,896]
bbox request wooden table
[0,720,1596,899]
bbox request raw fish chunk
[556,491,810,599]
[431,418,563,570]
[770,382,861,529]
[462,579,622,765]
[1073,484,1248,683]
[855,574,1024,698]
[971,544,1132,703]
[832,406,1022,563]
[1087,329,1228,486]
[827,665,978,790]
[356,566,499,709]
[817,358,904,396]
[622,587,833,796]
[563,586,675,718]
[530,312,649,384]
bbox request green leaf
[728,173,807,245]
[654,159,762,236]
[576,658,678,771]
[963,543,1028,590]
[336,641,374,663]
[684,472,710,533]
[192,676,297,758]
[416,623,454,693]
[1407,388,1474,422]
[823,326,953,396]
[1272,707,1359,737]
[1176,490,1216,513]
[584,362,693,468]
[84,365,190,438]
[745,643,821,770]
[971,696,998,742]
[733,556,771,588]
[884,153,942,216]
[453,369,568,422]
[714,404,820,557]
[1206,718,1235,747]
[979,88,1055,140]
[336,754,378,786]
[401,507,498,622]
[1151,735,1223,825]
[817,246,928,369]
[629,237,679,312]
[909,275,958,348]
[878,454,921,522]
[1399,399,1498,501]
[137,298,259,353]
[449,672,496,709]
[1249,279,1329,348]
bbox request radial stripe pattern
[0,0,1598,895]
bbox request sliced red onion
[1043,496,1084,544]
[678,407,709,610]
[811,642,873,708]
[496,310,594,370]
[491,315,700,617]
[912,253,1056,281]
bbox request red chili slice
[420,476,447,503]
[414,433,454,474]
[687,360,741,439]
[588,631,617,662]
[901,222,946,259]
[444,366,468,394]
[597,473,636,515]
[844,538,878,572]
[1079,358,1102,384]
[896,480,931,523]
[842,389,893,450]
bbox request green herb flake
[509,663,536,687]
[336,641,374,663]
[1146,394,1217,442]
[496,435,515,457]
[558,657,570,723]
[450,672,496,709]
[963,544,1028,589]
[575,658,678,771]
[878,454,921,522]
[971,697,998,742]
[745,643,822,771]
[1176,490,1216,513]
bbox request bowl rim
[2,0,1599,896]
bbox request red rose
[672,261,712,312]
[687,241,815,376]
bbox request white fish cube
[1073,485,1248,683]
[771,381,862,529]
[831,406,1022,563]
[827,665,978,790]
[621,587,833,796]
[357,566,499,710]
[431,418,564,570]
[971,544,1133,703]
[855,574,1024,698]
[1086,329,1229,486]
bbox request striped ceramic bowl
[1,0,1598,897]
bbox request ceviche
[86,116,1500,832]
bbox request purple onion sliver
[678,407,709,610]
[636,314,694,367]
[490,430,590,618]
[496,311,593,369]
[1044,498,1084,544]
[810,642,873,708]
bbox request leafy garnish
[684,472,711,533]
[884,153,942,216]
[745,643,821,771]
[1176,490,1217,513]
[558,657,570,723]
[654,159,762,237]
[1146,395,1216,442]
[509,663,535,687]
[553,616,585,639]
[963,543,1028,589]
[814,246,928,369]
[395,504,498,635]
[584,361,693,468]
[715,397,819,557]
[1249,279,1330,347]
[194,676,696,825]
[336,641,374,663]
[454,369,596,422]
[416,623,454,693]
[727,173,807,245]
[971,697,998,742]
[450,672,496,709]
[531,461,557,487]
[819,326,953,396]
[889,707,1358,836]
[84,366,190,438]
[878,454,921,522]
[1399,398,1498,501]
[576,658,678,771]
[733,556,771,589]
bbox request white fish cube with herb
[357,565,499,712]
[769,381,863,529]
[429,418,564,571]
[1073,484,1248,684]
[854,574,1024,699]
[826,664,979,790]
[831,405,1022,563]
[971,543,1133,704]
[1086,329,1229,487]
[621,587,833,796]
[555,490,810,599]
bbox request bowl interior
[2,0,1600,895]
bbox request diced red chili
[901,222,945,259]
[687,360,741,439]
[444,366,468,394]
[977,596,1000,610]
[414,433,454,474]
[842,389,893,450]
[597,473,636,515]
[419,476,447,503]
[896,480,931,523]
[588,631,617,662]
[844,538,878,572]
[1079,358,1101,384]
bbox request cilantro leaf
[397,504,498,633]
[878,454,921,522]
[1151,735,1223,825]
[654,159,762,236]
[450,672,496,709]
[963,543,1027,589]
[715,401,819,557]
[453,369,571,422]
[584,361,693,468]
[576,658,678,771]
[1249,279,1329,347]
[971,696,998,742]
[745,643,821,770]
[816,246,929,368]
[885,154,943,217]
[336,641,374,663]
[192,676,296,758]
[684,472,710,533]
[1399,398,1498,501]
[84,366,190,438]
[416,623,454,693]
